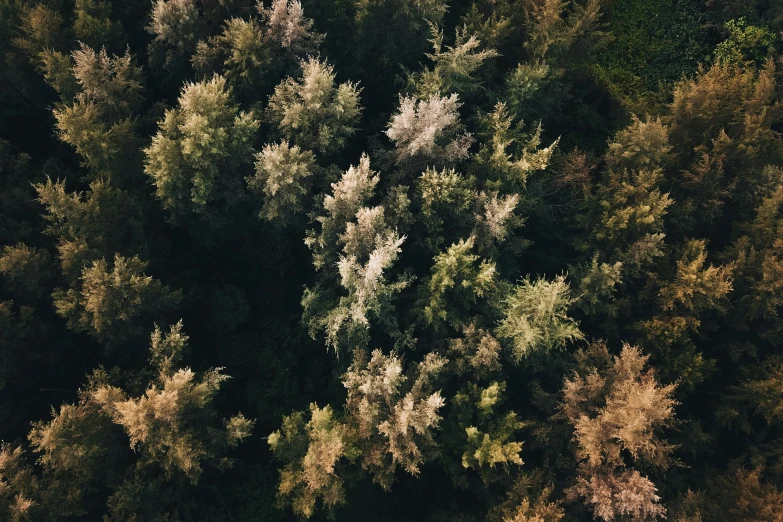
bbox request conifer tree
[35,178,147,281]
[52,254,180,345]
[410,24,498,97]
[148,0,203,72]
[422,236,497,329]
[73,0,125,51]
[0,324,252,520]
[48,44,144,183]
[268,57,362,154]
[497,275,582,360]
[93,322,253,481]
[269,349,447,516]
[192,17,269,93]
[386,92,473,168]
[259,0,324,58]
[3,2,783,521]
[562,342,677,521]
[248,140,316,221]
[144,74,259,222]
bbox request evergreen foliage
[1,1,783,520]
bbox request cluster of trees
[1,0,783,520]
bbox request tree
[192,17,269,93]
[52,254,180,345]
[344,349,447,488]
[422,236,497,329]
[416,166,477,250]
[409,24,498,97]
[452,381,525,481]
[49,44,144,182]
[247,140,316,221]
[144,74,259,221]
[638,239,733,373]
[269,348,447,516]
[523,0,606,62]
[268,404,353,518]
[474,102,559,188]
[304,230,407,354]
[0,444,39,521]
[73,0,125,51]
[494,484,564,522]
[93,322,253,482]
[35,178,147,281]
[305,153,380,269]
[497,275,582,361]
[448,323,503,378]
[13,4,68,60]
[0,244,50,300]
[268,57,362,154]
[562,342,677,522]
[386,92,473,167]
[301,154,410,354]
[259,0,323,57]
[193,1,323,93]
[701,467,783,522]
[148,0,203,71]
[0,323,253,520]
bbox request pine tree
[52,254,180,345]
[35,178,147,281]
[49,44,144,182]
[192,17,269,92]
[144,74,259,221]
[268,57,361,154]
[248,140,316,222]
[73,0,125,51]
[268,404,353,518]
[386,92,473,167]
[453,381,525,481]
[270,348,448,516]
[422,236,497,329]
[148,0,203,72]
[497,275,582,361]
[410,24,498,97]
[93,322,253,482]
[259,0,324,57]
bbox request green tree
[73,0,125,51]
[148,0,203,72]
[52,254,180,345]
[35,178,147,281]
[268,57,362,154]
[144,74,259,222]
[48,44,144,183]
[497,275,582,361]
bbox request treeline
[1,0,783,521]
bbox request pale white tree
[386,93,473,164]
[248,140,316,221]
[259,0,324,54]
[343,349,447,488]
[323,231,407,352]
[305,154,379,269]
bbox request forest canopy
[2,0,783,520]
